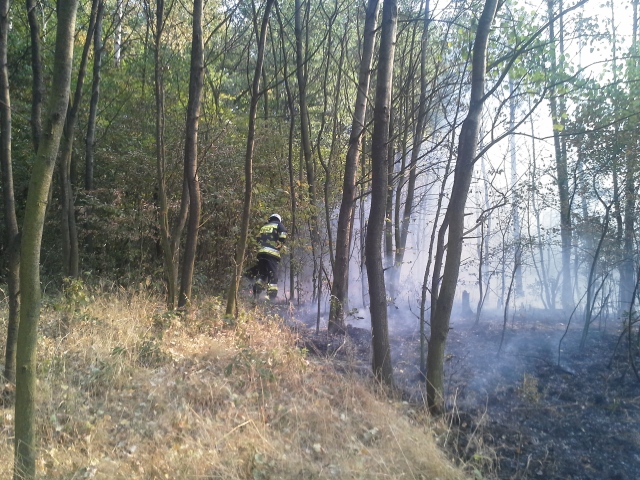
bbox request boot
[267,284,278,301]
[253,279,265,297]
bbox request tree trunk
[178,0,205,308]
[393,96,409,276]
[294,0,320,299]
[547,0,572,311]
[395,0,431,272]
[314,3,340,274]
[114,0,123,67]
[0,0,19,383]
[26,0,43,152]
[328,0,380,333]
[529,107,552,309]
[385,110,395,265]
[225,0,275,316]
[581,200,611,348]
[621,0,638,315]
[14,0,78,476]
[154,0,188,310]
[59,0,99,278]
[366,0,397,387]
[426,0,499,414]
[275,2,297,302]
[509,77,523,295]
[85,0,104,191]
[419,131,455,372]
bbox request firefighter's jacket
[257,220,287,259]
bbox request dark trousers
[245,254,279,284]
[256,253,279,285]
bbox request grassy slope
[1,287,470,479]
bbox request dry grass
[1,284,472,479]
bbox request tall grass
[1,284,471,479]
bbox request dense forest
[1,0,639,477]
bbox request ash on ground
[284,304,640,480]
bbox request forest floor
[286,304,640,480]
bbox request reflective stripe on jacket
[257,221,287,258]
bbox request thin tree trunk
[225,0,275,316]
[287,112,297,302]
[328,0,380,333]
[295,0,319,299]
[14,0,78,476]
[85,0,104,191]
[475,152,492,322]
[154,0,188,309]
[26,0,43,152]
[393,97,409,274]
[114,0,123,67]
[426,0,499,413]
[396,0,431,271]
[621,0,638,316]
[315,3,342,275]
[275,2,297,303]
[366,0,397,386]
[385,109,395,265]
[82,0,104,261]
[509,77,522,294]
[421,55,467,356]
[581,200,611,348]
[547,0,572,311]
[179,0,205,308]
[59,0,99,277]
[0,0,19,383]
[419,132,455,372]
[325,8,347,272]
[498,260,518,355]
[529,107,552,308]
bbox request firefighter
[253,213,287,300]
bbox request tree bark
[547,0,572,311]
[225,0,275,316]
[294,0,320,299]
[26,0,43,152]
[366,0,397,386]
[14,0,78,476]
[328,0,380,333]
[59,0,99,278]
[509,77,523,294]
[426,0,499,413]
[154,0,188,309]
[0,0,19,383]
[395,0,431,272]
[384,110,395,265]
[85,0,104,191]
[529,107,552,309]
[275,2,297,302]
[621,0,638,315]
[581,199,611,348]
[316,3,344,274]
[179,0,205,308]
[114,0,123,67]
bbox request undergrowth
[1,284,475,479]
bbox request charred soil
[289,306,640,480]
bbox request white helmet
[269,213,282,223]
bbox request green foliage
[51,278,94,333]
[136,337,171,368]
[224,344,276,383]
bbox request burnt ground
[281,304,640,480]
